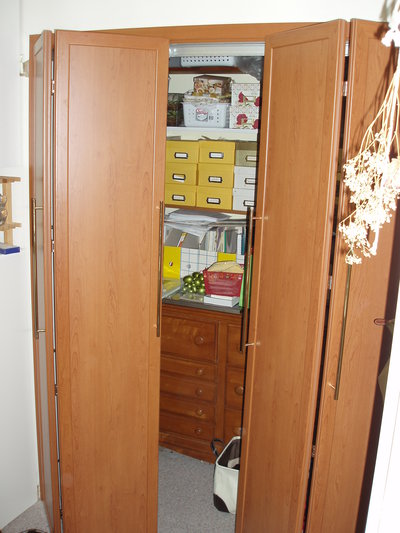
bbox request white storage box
[231,83,261,105]
[234,166,257,190]
[233,187,256,212]
[183,101,230,128]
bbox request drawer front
[165,162,197,186]
[161,316,217,362]
[225,367,245,410]
[227,324,246,368]
[160,373,216,403]
[198,163,234,188]
[160,394,215,422]
[224,408,243,443]
[161,355,217,381]
[199,140,236,165]
[166,140,199,163]
[196,185,232,211]
[160,412,214,442]
[234,141,258,167]
[165,183,196,206]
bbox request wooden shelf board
[0,176,21,183]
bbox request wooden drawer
[224,408,243,443]
[160,394,215,422]
[161,316,217,362]
[160,373,216,403]
[160,354,217,382]
[159,432,215,463]
[225,366,245,410]
[160,412,214,442]
[227,324,246,368]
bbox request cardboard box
[234,166,257,189]
[199,140,236,165]
[198,163,234,188]
[196,185,232,211]
[235,142,258,167]
[165,162,197,186]
[231,83,260,105]
[229,105,260,130]
[193,75,232,98]
[165,140,199,163]
[232,188,256,212]
[165,183,196,206]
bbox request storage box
[232,188,256,212]
[165,162,197,186]
[193,75,232,98]
[229,105,260,130]
[198,163,234,188]
[167,93,184,126]
[165,140,199,163]
[234,166,257,189]
[165,183,196,206]
[199,140,236,165]
[183,101,230,128]
[231,83,260,105]
[203,268,243,297]
[196,186,232,211]
[235,142,258,167]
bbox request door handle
[156,200,164,337]
[240,206,254,352]
[32,198,45,338]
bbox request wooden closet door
[29,31,60,533]
[307,21,398,533]
[236,21,347,532]
[53,31,168,532]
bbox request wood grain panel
[236,21,347,533]
[53,31,168,533]
[160,354,217,381]
[224,408,243,442]
[225,367,245,410]
[159,394,215,421]
[307,20,399,533]
[29,31,60,533]
[161,316,217,361]
[160,374,216,403]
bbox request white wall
[0,0,38,528]
[0,0,395,528]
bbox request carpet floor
[2,447,235,533]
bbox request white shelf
[166,126,258,141]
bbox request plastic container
[203,267,243,297]
[183,101,230,128]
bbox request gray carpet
[2,448,235,532]
[158,447,235,532]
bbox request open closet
[29,19,398,533]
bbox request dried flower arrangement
[338,3,400,264]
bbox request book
[203,294,240,307]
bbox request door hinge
[342,81,348,97]
[51,79,55,95]
[328,275,332,291]
[51,240,55,254]
[312,444,316,458]
[55,383,58,396]
[60,508,63,519]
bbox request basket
[183,101,230,128]
[203,268,243,297]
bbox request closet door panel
[307,20,398,533]
[53,31,168,533]
[236,21,347,532]
[29,31,60,533]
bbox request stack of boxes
[164,139,236,210]
[232,141,258,211]
[229,83,261,130]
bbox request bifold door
[52,31,168,532]
[236,20,347,532]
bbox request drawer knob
[196,367,205,376]
[196,408,204,417]
[235,385,244,396]
[194,335,205,346]
[195,388,204,397]
[194,427,203,435]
